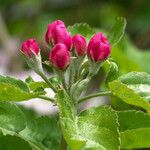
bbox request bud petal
[87,32,111,62]
[21,38,40,57]
[45,20,65,45]
[73,34,87,57]
[50,43,70,70]
[55,25,72,50]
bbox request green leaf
[20,116,61,150]
[0,75,29,92]
[0,76,45,101]
[28,81,48,91]
[109,80,150,113]
[56,90,119,150]
[25,75,48,91]
[0,102,33,149]
[108,17,126,47]
[110,96,140,111]
[78,106,120,150]
[0,83,45,101]
[118,110,150,149]
[0,135,32,150]
[0,101,25,133]
[67,23,95,41]
[118,72,150,100]
[0,101,55,149]
[28,76,60,91]
[109,72,150,113]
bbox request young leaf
[102,59,119,83]
[0,101,25,133]
[56,90,120,150]
[108,17,126,47]
[109,72,150,113]
[118,110,150,149]
[0,76,45,101]
[67,23,95,41]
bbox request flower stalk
[38,71,57,93]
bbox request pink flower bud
[45,20,65,45]
[21,38,40,57]
[50,43,70,70]
[87,32,111,62]
[73,34,87,57]
[55,25,72,50]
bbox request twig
[78,91,111,103]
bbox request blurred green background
[0,0,150,74]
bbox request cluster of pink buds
[21,20,111,72]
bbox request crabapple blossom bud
[87,32,111,62]
[72,34,87,57]
[45,20,72,50]
[45,20,65,45]
[21,38,40,57]
[50,43,70,70]
[55,25,72,50]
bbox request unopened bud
[49,43,70,70]
[72,34,87,57]
[87,32,111,62]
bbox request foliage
[0,101,61,150]
[118,110,150,149]
[0,76,45,101]
[109,72,150,113]
[57,90,119,150]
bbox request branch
[78,91,111,103]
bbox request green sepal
[21,50,43,74]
